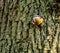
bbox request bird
[32,14,43,26]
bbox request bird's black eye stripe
[32,20,34,22]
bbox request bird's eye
[32,20,34,22]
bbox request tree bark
[0,0,60,53]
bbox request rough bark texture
[0,0,60,53]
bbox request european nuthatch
[32,14,43,26]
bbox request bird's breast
[35,18,43,25]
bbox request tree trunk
[0,0,60,53]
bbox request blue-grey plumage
[33,14,40,18]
